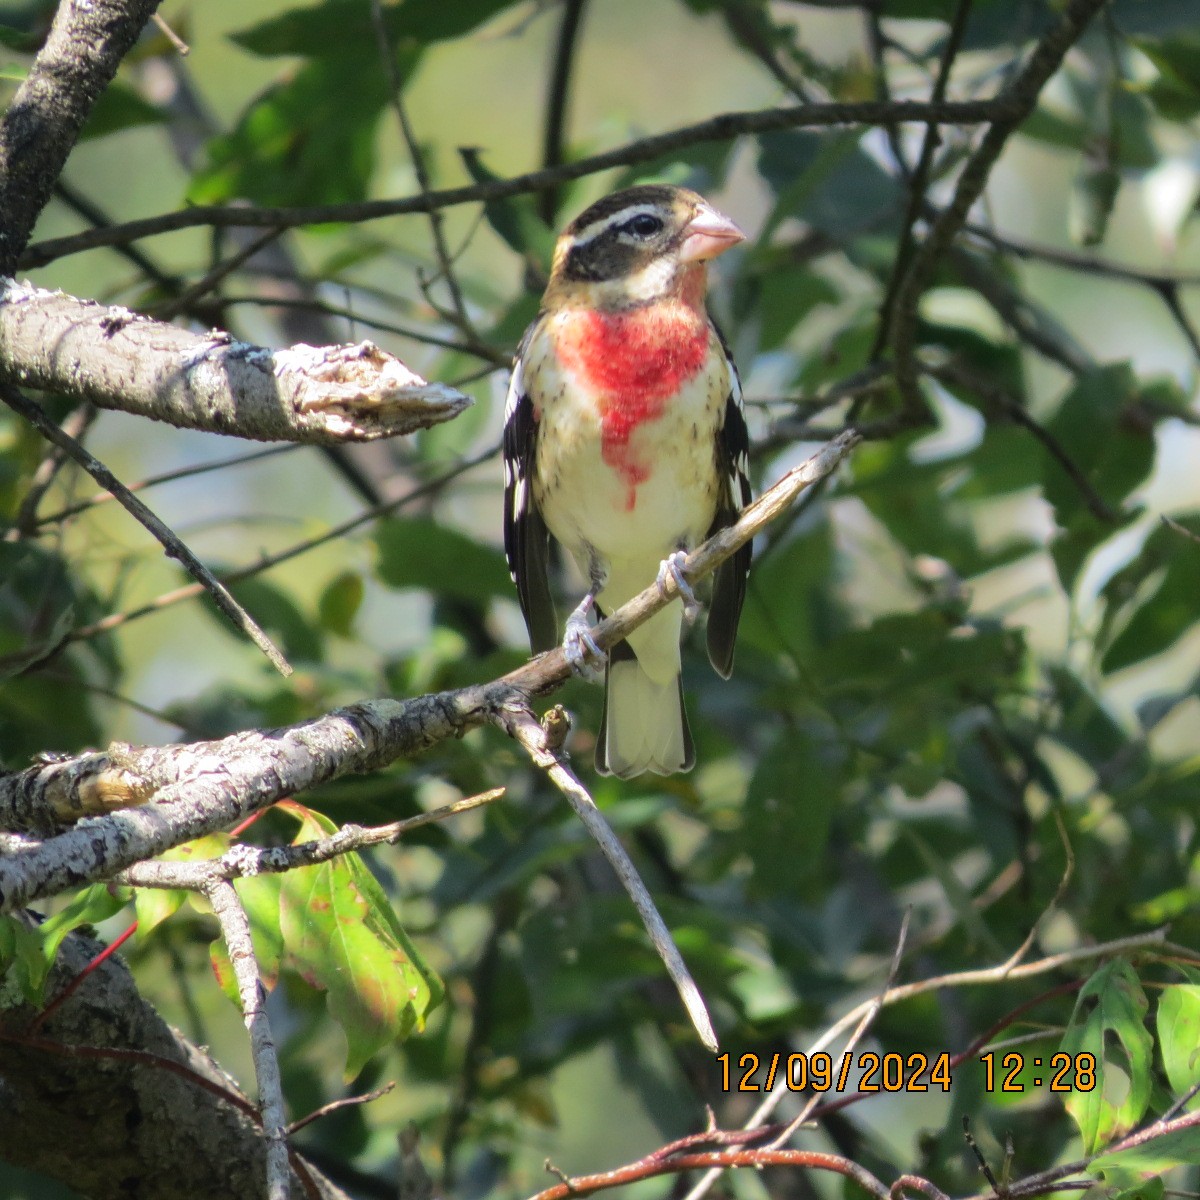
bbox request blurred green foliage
[2,1,1200,1198]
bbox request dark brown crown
[553,184,705,286]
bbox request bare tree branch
[888,0,1109,412]
[118,789,506,889]
[0,0,161,271]
[529,1144,897,1200]
[20,98,1007,268]
[0,282,471,444]
[55,443,497,655]
[369,0,473,335]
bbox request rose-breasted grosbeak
[503,184,751,778]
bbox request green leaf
[374,516,512,603]
[1113,0,1200,37]
[0,886,130,1005]
[231,0,519,56]
[1091,1126,1200,1174]
[1137,34,1200,121]
[1069,158,1121,248]
[741,262,838,352]
[318,571,364,637]
[1100,515,1200,672]
[741,732,839,897]
[1060,959,1154,1153]
[1157,984,1200,1108]
[189,52,397,207]
[1043,364,1153,526]
[737,518,839,660]
[36,885,128,971]
[901,827,1003,955]
[1047,666,1148,793]
[221,575,323,664]
[759,130,903,240]
[276,802,443,1077]
[0,915,52,1006]
[1110,1178,1164,1200]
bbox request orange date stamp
[716,1050,1099,1094]
[716,1051,954,1093]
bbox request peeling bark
[0,283,471,443]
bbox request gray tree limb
[0,282,471,444]
[0,0,162,272]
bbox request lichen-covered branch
[0,283,471,444]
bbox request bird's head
[546,184,744,311]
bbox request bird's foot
[657,551,700,623]
[562,595,604,682]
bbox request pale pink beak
[679,202,746,263]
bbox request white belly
[531,350,726,569]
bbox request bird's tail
[596,640,695,778]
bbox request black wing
[706,350,752,680]
[503,332,558,653]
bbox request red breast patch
[558,306,710,509]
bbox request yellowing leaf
[1060,960,1153,1153]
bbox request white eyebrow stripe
[568,203,664,247]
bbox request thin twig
[964,220,1200,290]
[285,1082,396,1135]
[150,12,190,55]
[527,1146,895,1200]
[767,909,912,1150]
[1003,1109,1200,1200]
[120,789,505,890]
[21,97,1008,268]
[504,705,718,1052]
[203,878,291,1200]
[4,403,96,539]
[369,0,471,333]
[889,0,1110,414]
[220,293,508,362]
[56,442,499,656]
[872,0,975,359]
[153,227,284,322]
[539,0,587,224]
[1,384,292,676]
[931,361,1116,522]
[681,926,1169,1200]
[52,180,183,291]
[1163,515,1200,547]
[29,444,297,531]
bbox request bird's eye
[624,213,664,238]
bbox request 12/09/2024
[717,1051,1097,1093]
